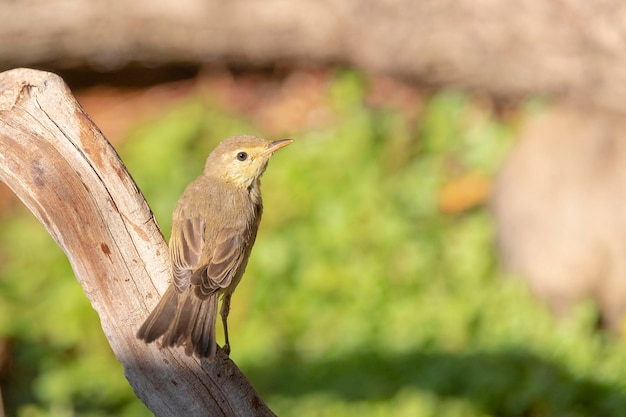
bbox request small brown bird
[137,135,293,360]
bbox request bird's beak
[262,139,294,156]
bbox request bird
[137,135,293,360]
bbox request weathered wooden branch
[0,68,275,417]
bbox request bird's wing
[191,227,247,298]
[171,217,205,293]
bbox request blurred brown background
[2,0,626,111]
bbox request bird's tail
[137,286,218,360]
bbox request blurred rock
[492,103,626,331]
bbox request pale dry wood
[0,68,275,417]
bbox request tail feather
[190,295,218,358]
[163,291,194,347]
[137,286,178,343]
[137,285,219,360]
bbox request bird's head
[203,135,293,189]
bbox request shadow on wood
[0,68,275,417]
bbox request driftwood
[0,68,275,417]
[2,0,626,112]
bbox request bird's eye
[236,152,248,161]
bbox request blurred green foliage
[1,70,626,417]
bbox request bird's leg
[220,293,232,355]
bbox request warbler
[137,135,293,360]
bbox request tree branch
[0,68,275,417]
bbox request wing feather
[170,217,205,292]
[172,214,249,299]
[194,227,247,298]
